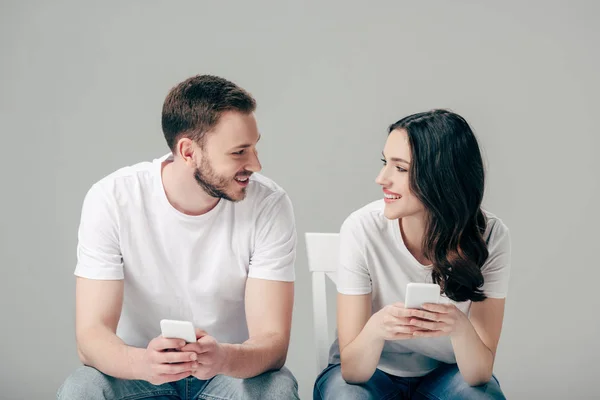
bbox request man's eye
[233,150,245,155]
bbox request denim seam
[414,388,443,400]
[187,377,191,400]
[195,394,229,400]
[382,390,404,400]
[316,382,325,400]
[120,390,178,400]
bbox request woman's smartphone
[404,283,441,310]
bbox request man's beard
[193,157,250,202]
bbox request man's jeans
[57,366,299,400]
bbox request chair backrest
[305,232,339,373]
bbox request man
[57,75,299,399]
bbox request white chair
[305,232,339,373]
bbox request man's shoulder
[243,173,289,205]
[85,157,159,201]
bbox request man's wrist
[218,343,238,376]
[125,346,147,380]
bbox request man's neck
[161,158,219,216]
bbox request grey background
[1,0,598,399]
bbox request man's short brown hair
[162,75,256,151]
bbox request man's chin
[225,188,247,202]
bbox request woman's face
[375,128,425,220]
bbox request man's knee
[57,366,108,400]
[242,367,299,400]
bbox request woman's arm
[337,293,383,383]
[338,293,426,383]
[410,297,506,386]
[452,298,505,385]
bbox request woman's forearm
[339,316,386,383]
[451,321,495,386]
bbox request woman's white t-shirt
[330,200,511,377]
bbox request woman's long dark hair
[389,109,488,302]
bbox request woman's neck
[399,214,431,265]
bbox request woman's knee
[415,364,506,400]
[314,364,397,400]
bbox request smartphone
[160,319,197,343]
[404,283,441,310]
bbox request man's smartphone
[160,319,196,343]
[404,283,441,310]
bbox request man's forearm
[77,326,146,380]
[220,333,288,379]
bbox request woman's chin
[383,206,402,220]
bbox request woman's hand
[370,302,430,340]
[408,303,470,338]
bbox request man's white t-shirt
[330,200,511,377]
[74,154,296,348]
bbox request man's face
[193,111,262,202]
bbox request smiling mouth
[234,175,251,187]
[383,191,401,203]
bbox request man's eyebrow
[231,134,261,150]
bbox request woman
[314,110,510,399]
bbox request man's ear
[176,137,199,168]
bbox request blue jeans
[57,365,299,400]
[314,363,506,400]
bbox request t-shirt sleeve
[336,215,372,295]
[248,192,297,282]
[74,183,124,280]
[480,221,511,298]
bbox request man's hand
[181,329,227,380]
[140,336,198,385]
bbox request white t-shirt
[330,200,511,377]
[74,154,296,348]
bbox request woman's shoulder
[341,199,388,233]
[482,210,510,247]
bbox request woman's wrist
[449,312,473,338]
[365,310,387,344]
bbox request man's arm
[183,278,294,380]
[74,181,197,382]
[76,277,198,382]
[221,192,296,377]
[75,277,142,378]
[220,278,294,378]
